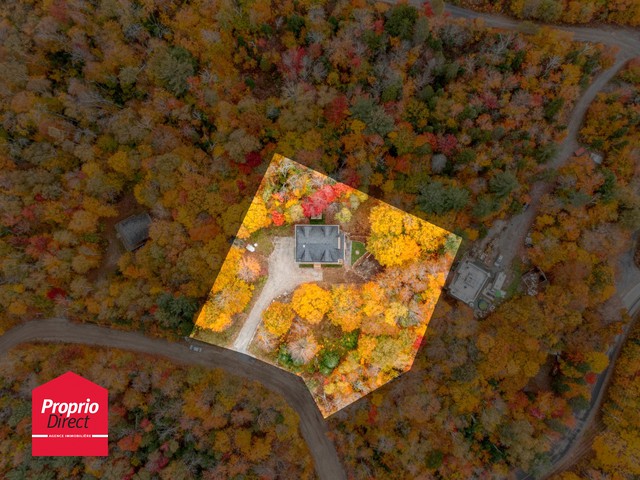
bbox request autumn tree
[237,255,262,282]
[237,197,271,239]
[148,46,197,97]
[262,301,295,337]
[327,285,363,332]
[287,334,320,364]
[291,283,331,324]
[367,204,450,266]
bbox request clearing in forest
[191,154,460,416]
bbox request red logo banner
[32,371,108,456]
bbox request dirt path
[0,318,346,480]
[453,28,633,276]
[232,237,322,352]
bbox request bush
[320,350,340,371]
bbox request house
[295,225,344,265]
[115,213,152,251]
[448,260,491,307]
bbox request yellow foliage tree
[327,284,363,332]
[68,210,99,234]
[199,306,233,332]
[361,282,387,317]
[108,150,134,176]
[384,302,409,326]
[262,301,295,337]
[592,431,640,476]
[212,247,243,291]
[234,429,252,455]
[357,335,377,364]
[291,283,331,324]
[197,275,253,332]
[368,233,421,267]
[367,204,449,266]
[237,197,271,239]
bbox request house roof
[115,213,152,251]
[448,260,491,306]
[295,225,344,264]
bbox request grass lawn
[505,259,524,299]
[248,224,294,256]
[190,319,244,348]
[351,241,366,264]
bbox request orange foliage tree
[291,283,332,324]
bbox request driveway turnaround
[233,237,322,353]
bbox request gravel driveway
[232,237,322,353]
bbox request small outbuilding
[115,213,152,251]
[295,225,345,265]
[590,151,604,165]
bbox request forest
[553,62,640,479]
[0,0,638,477]
[557,322,640,480]
[0,343,315,479]
[0,0,614,336]
[450,0,640,25]
[326,59,639,478]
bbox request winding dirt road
[445,2,639,279]
[0,318,346,480]
[443,3,640,479]
[445,4,640,56]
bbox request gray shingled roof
[115,213,152,251]
[295,225,344,264]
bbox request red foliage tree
[325,96,349,126]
